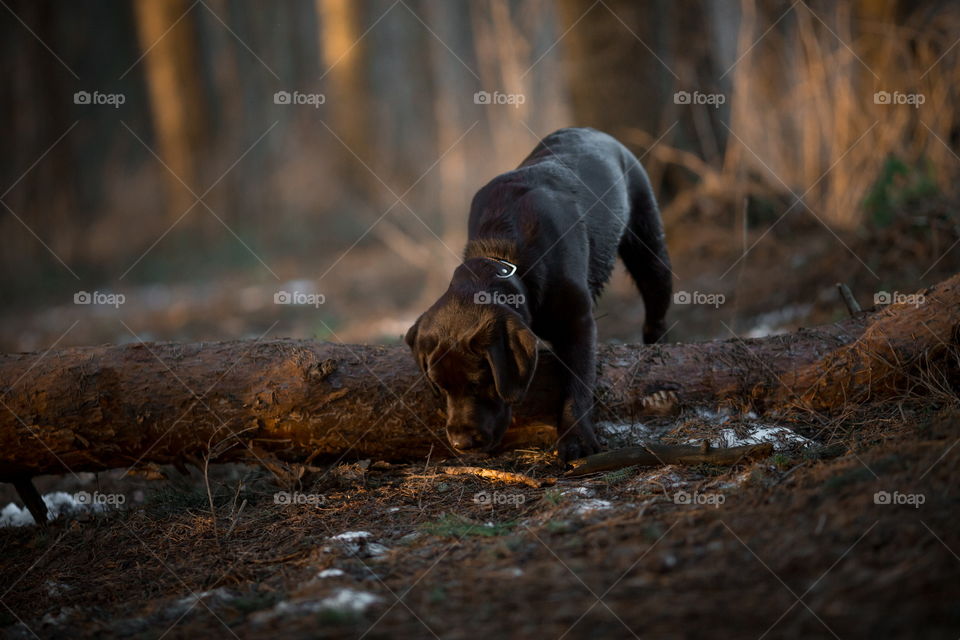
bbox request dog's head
[405,296,538,453]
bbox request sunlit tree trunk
[556,0,734,200]
[317,0,372,183]
[132,0,207,220]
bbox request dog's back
[409,128,671,461]
[466,127,671,342]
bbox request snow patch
[316,568,345,579]
[318,588,380,613]
[330,530,373,542]
[694,407,731,422]
[252,589,380,623]
[561,486,595,499]
[745,304,813,338]
[0,492,109,527]
[325,531,389,558]
[557,486,614,515]
[596,421,659,447]
[690,425,811,451]
[633,468,686,489]
[168,588,235,616]
[572,499,613,514]
[40,607,79,627]
[44,580,72,597]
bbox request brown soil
[2,401,957,639]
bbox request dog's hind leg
[619,165,673,344]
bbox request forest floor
[1,397,958,639]
[1,195,959,638]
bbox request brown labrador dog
[405,127,672,461]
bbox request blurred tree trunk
[420,0,476,281]
[1,1,79,274]
[556,0,736,199]
[318,0,372,190]
[557,0,666,135]
[133,0,208,220]
[855,0,897,108]
[1,274,957,477]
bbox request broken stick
[565,442,774,477]
[836,282,862,316]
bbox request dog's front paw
[557,426,601,462]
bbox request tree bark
[0,275,957,478]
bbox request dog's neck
[460,238,533,323]
[463,238,519,265]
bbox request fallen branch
[836,282,862,316]
[438,466,556,488]
[565,442,775,476]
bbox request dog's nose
[449,432,481,451]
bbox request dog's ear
[405,316,442,397]
[404,316,421,349]
[486,313,538,404]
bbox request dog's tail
[619,163,673,344]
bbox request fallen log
[0,274,957,479]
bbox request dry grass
[627,1,960,232]
[728,1,959,228]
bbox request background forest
[2,0,958,352]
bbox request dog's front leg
[552,311,602,461]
